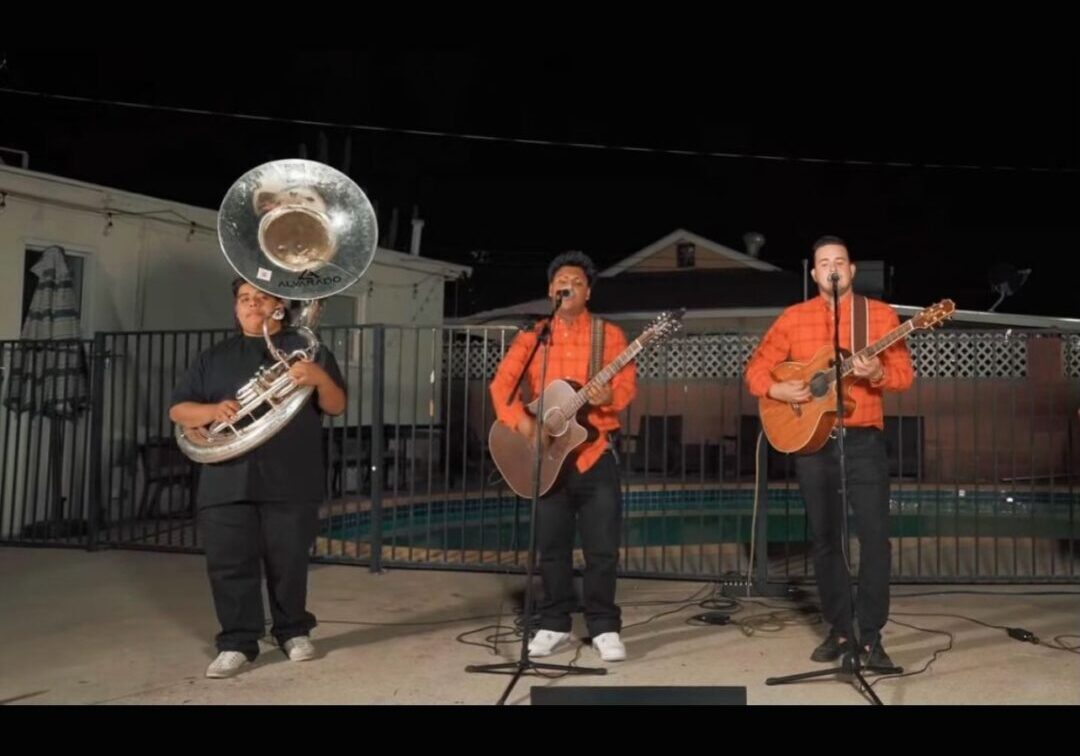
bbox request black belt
[828,426,879,440]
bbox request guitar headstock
[911,299,956,331]
[638,308,686,347]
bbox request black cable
[890,610,1080,656]
[3,86,1075,174]
[867,619,954,688]
[317,584,1077,664]
[698,596,740,613]
[1050,635,1080,655]
[319,614,503,628]
[619,600,710,633]
[456,624,516,654]
[892,589,1080,598]
[891,610,1009,631]
[730,607,822,637]
[685,594,820,635]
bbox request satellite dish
[743,231,766,258]
[987,263,1031,312]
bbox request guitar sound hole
[544,409,569,437]
[809,371,831,398]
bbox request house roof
[598,228,781,277]
[451,269,802,324]
[589,269,802,313]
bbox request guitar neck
[566,339,644,414]
[839,319,915,375]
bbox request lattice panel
[909,332,1027,378]
[635,335,761,379]
[443,331,1031,380]
[1064,334,1080,379]
[444,334,763,380]
[444,338,509,380]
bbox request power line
[2,86,1076,175]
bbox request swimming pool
[321,487,1079,550]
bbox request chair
[138,437,197,516]
[627,415,683,474]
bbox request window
[676,242,696,268]
[22,246,86,335]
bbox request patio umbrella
[3,246,89,531]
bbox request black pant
[199,500,320,659]
[795,428,891,646]
[535,451,622,637]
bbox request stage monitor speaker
[531,685,747,705]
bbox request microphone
[829,271,839,284]
[555,288,571,300]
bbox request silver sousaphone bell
[176,159,377,463]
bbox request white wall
[0,167,226,339]
[135,222,238,331]
[347,261,447,327]
[2,167,468,337]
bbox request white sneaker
[282,635,317,661]
[205,650,249,678]
[592,632,627,662]
[527,629,571,657]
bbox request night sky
[2,50,1076,318]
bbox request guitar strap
[851,294,869,352]
[589,315,605,380]
[588,315,619,457]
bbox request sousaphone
[176,159,377,463]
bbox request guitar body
[488,309,686,498]
[758,344,858,455]
[753,299,954,456]
[489,379,592,498]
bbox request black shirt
[171,330,345,507]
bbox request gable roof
[598,228,781,277]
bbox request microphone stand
[466,289,606,703]
[764,272,899,704]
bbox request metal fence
[2,326,1078,584]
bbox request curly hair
[547,251,598,286]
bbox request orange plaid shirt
[490,310,637,473]
[745,294,914,429]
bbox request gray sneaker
[205,651,249,678]
[592,632,627,662]
[282,635,317,662]
[527,630,571,657]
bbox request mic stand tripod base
[465,655,608,706]
[765,648,903,706]
[464,658,608,676]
